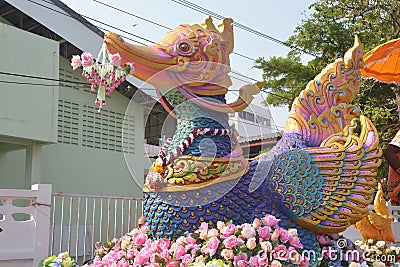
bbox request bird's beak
[104,32,177,84]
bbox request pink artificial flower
[246,237,257,250]
[133,249,150,265]
[204,236,220,256]
[184,235,197,245]
[234,253,248,267]
[241,223,256,239]
[135,232,147,246]
[199,230,208,240]
[116,258,129,267]
[180,254,194,267]
[148,264,160,267]
[195,255,205,263]
[108,53,122,67]
[279,229,291,243]
[263,214,278,227]
[316,234,331,245]
[207,228,219,238]
[221,224,236,237]
[237,260,249,267]
[257,253,269,266]
[71,55,81,70]
[261,241,273,253]
[217,221,226,230]
[81,52,94,67]
[173,244,186,260]
[253,218,261,229]
[221,249,234,260]
[156,238,171,251]
[166,260,180,267]
[270,260,282,267]
[249,256,260,267]
[223,235,239,249]
[126,248,136,259]
[272,244,288,261]
[125,62,135,75]
[299,256,309,267]
[257,226,271,241]
[288,228,298,237]
[288,236,303,249]
[271,229,280,242]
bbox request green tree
[254,0,400,184]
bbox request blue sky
[61,0,315,130]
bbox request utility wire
[24,1,293,105]
[171,0,319,57]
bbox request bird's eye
[175,40,195,56]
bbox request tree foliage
[254,0,400,182]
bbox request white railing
[0,184,52,267]
[50,192,144,264]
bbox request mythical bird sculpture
[354,183,395,242]
[104,17,382,266]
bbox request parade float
[52,17,400,267]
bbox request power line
[170,0,319,57]
[23,1,292,102]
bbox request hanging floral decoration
[71,44,135,114]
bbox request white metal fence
[49,192,144,264]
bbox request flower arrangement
[83,214,308,267]
[70,45,135,114]
[40,252,79,267]
[316,234,400,267]
[354,239,400,267]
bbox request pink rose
[279,229,291,243]
[270,260,282,267]
[289,236,303,249]
[237,260,249,267]
[263,214,278,227]
[135,232,147,246]
[271,229,280,242]
[156,238,171,251]
[199,230,208,240]
[234,253,248,266]
[204,236,220,256]
[253,218,261,229]
[223,235,238,249]
[257,226,271,241]
[221,249,234,260]
[125,62,135,75]
[246,237,257,250]
[166,260,180,267]
[288,228,298,237]
[207,228,219,237]
[261,241,273,253]
[217,221,226,230]
[173,244,186,259]
[316,234,330,245]
[273,244,288,261]
[134,250,150,265]
[249,256,260,267]
[180,254,194,267]
[71,55,81,70]
[299,256,309,267]
[184,235,197,245]
[241,223,256,239]
[108,53,121,67]
[195,255,205,263]
[116,258,129,267]
[81,52,94,67]
[221,223,236,237]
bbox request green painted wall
[0,22,58,143]
[0,24,145,197]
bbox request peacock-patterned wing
[268,115,381,233]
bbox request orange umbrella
[361,38,400,84]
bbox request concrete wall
[0,22,58,143]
